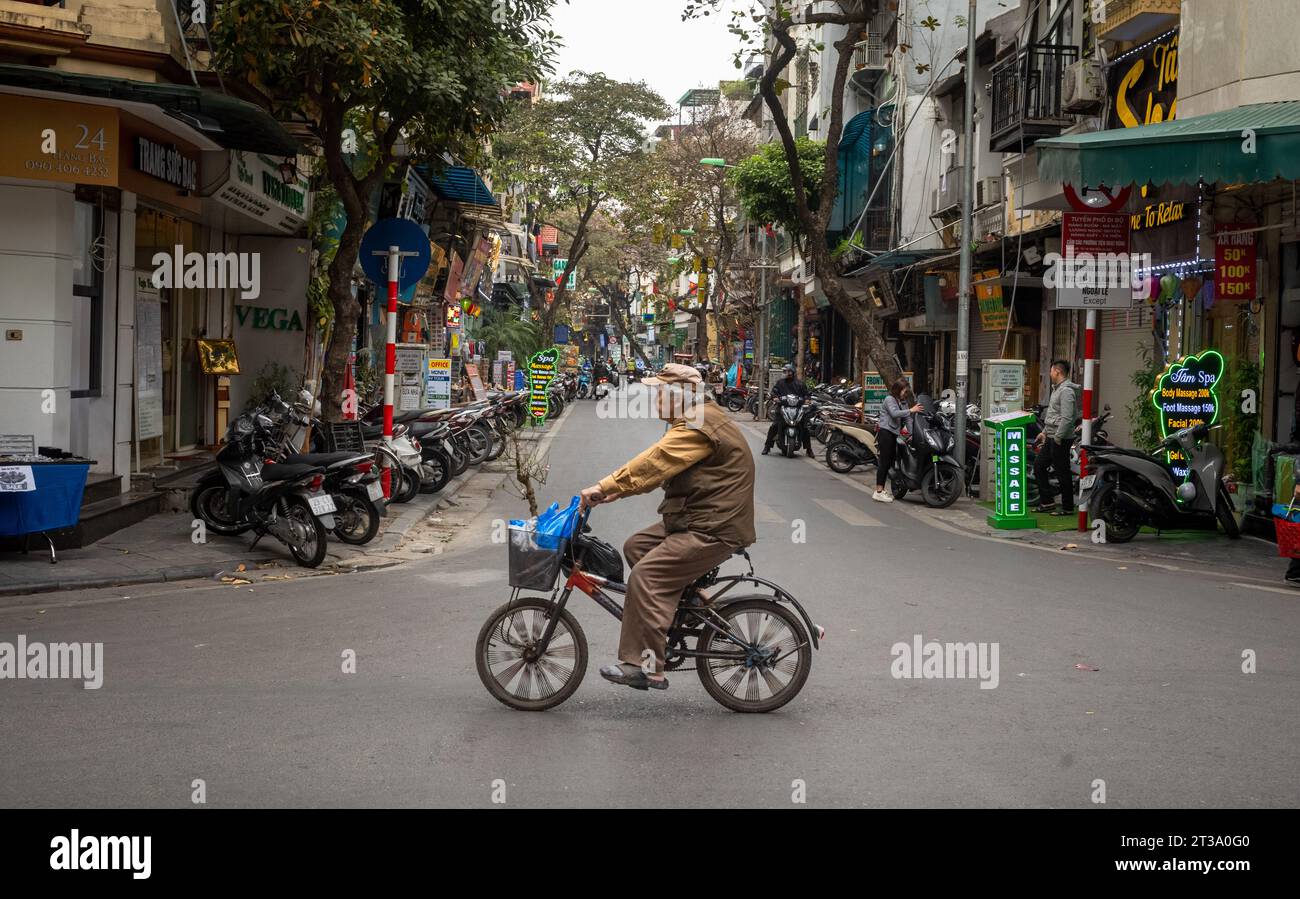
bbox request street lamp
[700,158,735,169]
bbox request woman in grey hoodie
[873,379,924,503]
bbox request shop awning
[1037,101,1300,188]
[0,64,301,156]
[842,248,953,279]
[424,164,497,206]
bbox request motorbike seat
[261,462,322,482]
[280,452,365,469]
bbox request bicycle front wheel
[476,598,588,711]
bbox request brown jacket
[598,401,756,547]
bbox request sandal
[599,662,669,691]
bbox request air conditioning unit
[976,177,1003,209]
[1061,58,1103,113]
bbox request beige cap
[641,363,703,386]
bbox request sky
[544,0,746,124]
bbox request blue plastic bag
[1272,502,1300,523]
[509,497,581,551]
[534,496,581,548]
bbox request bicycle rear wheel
[476,597,587,711]
[695,598,811,713]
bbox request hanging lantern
[1198,279,1215,311]
[1144,274,1161,305]
[1180,276,1203,302]
[1159,274,1179,305]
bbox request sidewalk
[923,496,1281,584]
[730,410,1279,585]
[0,418,557,598]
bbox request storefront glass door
[135,207,202,453]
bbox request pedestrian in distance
[1033,360,1081,516]
[872,378,923,503]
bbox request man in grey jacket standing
[1033,360,1080,515]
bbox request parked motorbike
[889,394,964,508]
[189,405,333,567]
[1081,422,1240,543]
[824,419,879,473]
[716,384,748,412]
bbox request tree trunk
[319,217,365,421]
[758,13,903,388]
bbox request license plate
[1080,474,1096,490]
[308,493,336,515]
[366,480,384,501]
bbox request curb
[0,419,557,600]
[0,560,274,598]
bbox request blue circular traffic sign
[359,218,431,291]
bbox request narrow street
[2,384,1294,809]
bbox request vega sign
[1151,350,1223,478]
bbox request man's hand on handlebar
[580,484,607,510]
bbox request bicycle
[475,508,822,713]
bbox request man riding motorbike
[579,363,756,691]
[762,364,814,457]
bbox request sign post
[360,219,431,498]
[983,411,1038,530]
[1059,211,1134,528]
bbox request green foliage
[1126,338,1163,449]
[1223,353,1262,482]
[211,1,556,170]
[731,137,825,246]
[244,362,300,412]
[477,307,545,363]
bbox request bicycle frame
[510,508,821,666]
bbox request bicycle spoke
[517,664,537,700]
[758,664,786,696]
[535,655,573,686]
[719,664,748,696]
[531,662,557,699]
[493,657,527,689]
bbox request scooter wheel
[282,495,329,568]
[921,463,963,509]
[890,474,909,501]
[333,491,380,545]
[825,440,858,474]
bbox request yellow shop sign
[0,95,118,186]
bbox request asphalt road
[1,385,1296,808]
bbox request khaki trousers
[619,522,735,673]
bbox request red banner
[1215,231,1257,301]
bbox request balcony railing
[989,43,1079,153]
[1097,0,1181,42]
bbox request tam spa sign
[1151,351,1223,478]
